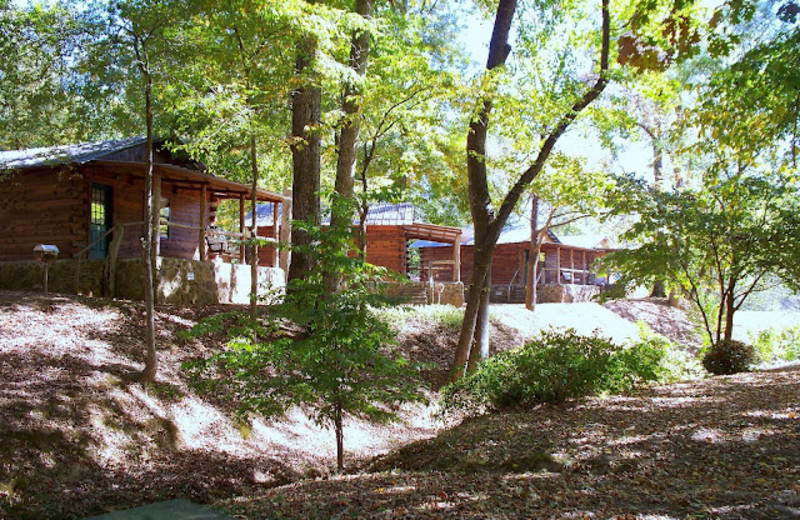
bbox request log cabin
[252,202,464,281]
[416,227,613,303]
[251,202,466,305]
[0,138,289,303]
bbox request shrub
[750,326,800,363]
[441,328,668,414]
[702,339,756,375]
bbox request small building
[251,202,465,305]
[416,227,613,303]
[0,138,289,303]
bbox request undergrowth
[441,326,703,415]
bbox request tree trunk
[450,0,518,382]
[723,282,736,342]
[450,243,493,381]
[327,0,373,291]
[250,133,259,323]
[138,39,157,384]
[644,123,667,299]
[525,195,539,310]
[467,265,492,372]
[332,0,372,210]
[334,401,344,472]
[288,44,321,285]
[451,0,610,381]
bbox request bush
[702,339,756,375]
[750,326,800,363]
[441,329,668,414]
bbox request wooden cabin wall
[417,245,461,282]
[84,166,208,261]
[0,167,86,261]
[256,225,278,266]
[159,181,203,260]
[365,226,407,274]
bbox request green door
[90,183,112,259]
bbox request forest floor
[0,290,797,519]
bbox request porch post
[272,201,279,268]
[582,250,587,284]
[239,194,246,264]
[556,246,561,285]
[452,232,461,282]
[279,188,291,273]
[570,249,575,285]
[199,185,207,261]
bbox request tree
[604,170,799,345]
[524,155,612,310]
[0,2,109,149]
[86,0,192,382]
[186,210,425,472]
[451,0,612,380]
[603,0,800,346]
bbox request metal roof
[249,201,420,227]
[411,226,561,248]
[0,137,148,170]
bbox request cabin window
[159,198,170,239]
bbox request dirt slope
[1,290,797,520]
[0,291,442,519]
[218,368,800,520]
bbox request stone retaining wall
[0,258,285,305]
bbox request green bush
[750,326,800,363]
[441,329,669,414]
[702,339,756,375]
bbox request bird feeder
[33,244,59,294]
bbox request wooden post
[582,250,587,284]
[104,223,124,297]
[272,201,279,268]
[279,188,291,273]
[570,248,575,285]
[199,185,207,261]
[556,246,562,285]
[239,194,246,264]
[452,233,461,282]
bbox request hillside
[0,290,797,519]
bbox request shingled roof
[0,137,148,170]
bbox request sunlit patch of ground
[221,368,800,520]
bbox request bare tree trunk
[250,133,259,323]
[288,44,321,285]
[450,0,517,382]
[327,0,373,290]
[334,401,344,472]
[450,0,610,381]
[467,267,492,372]
[525,195,539,310]
[641,123,667,298]
[723,280,736,343]
[332,0,372,210]
[136,37,157,384]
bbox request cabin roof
[250,201,419,227]
[0,138,287,203]
[411,226,561,248]
[0,137,149,169]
